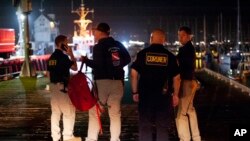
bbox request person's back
[131,29,180,141]
[84,23,131,141]
[177,40,196,80]
[48,49,72,85]
[47,35,81,141]
[91,36,130,80]
[135,44,177,97]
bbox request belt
[52,82,64,85]
[95,78,123,80]
[51,82,67,93]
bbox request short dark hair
[178,26,192,35]
[55,35,67,46]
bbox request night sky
[0,0,250,43]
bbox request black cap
[93,23,110,35]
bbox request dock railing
[203,68,250,95]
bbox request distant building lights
[20,14,25,21]
[122,41,128,48]
[173,41,180,46]
[200,41,205,45]
[50,22,55,29]
[128,40,145,46]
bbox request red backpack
[68,68,96,111]
[68,63,98,111]
[68,62,103,133]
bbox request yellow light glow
[50,22,55,28]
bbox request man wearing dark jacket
[83,23,131,141]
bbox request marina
[0,0,250,141]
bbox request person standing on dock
[47,35,81,141]
[131,28,181,141]
[82,22,131,141]
[175,26,201,141]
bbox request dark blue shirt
[47,49,74,83]
[131,44,179,97]
[177,41,196,80]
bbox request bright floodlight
[50,22,55,28]
[122,41,128,48]
[20,14,25,21]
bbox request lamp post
[13,0,35,77]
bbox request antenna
[236,0,241,50]
[39,0,45,13]
[81,0,84,7]
[92,9,94,19]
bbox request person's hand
[172,95,179,107]
[133,94,139,102]
[65,45,73,56]
[81,56,88,63]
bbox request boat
[71,0,94,59]
[234,52,250,80]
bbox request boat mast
[39,0,44,13]
[236,0,241,50]
[203,15,207,47]
[71,0,94,37]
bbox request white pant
[86,80,123,141]
[176,80,201,141]
[50,83,76,141]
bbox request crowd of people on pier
[47,22,201,141]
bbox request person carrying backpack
[82,22,131,141]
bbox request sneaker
[64,137,82,141]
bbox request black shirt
[177,41,196,80]
[86,37,131,80]
[47,49,74,83]
[131,44,179,97]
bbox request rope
[80,61,103,135]
[95,104,103,135]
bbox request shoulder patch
[146,52,168,66]
[48,59,57,66]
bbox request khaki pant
[175,80,201,141]
[86,80,123,141]
[50,83,76,141]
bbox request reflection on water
[216,60,250,87]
